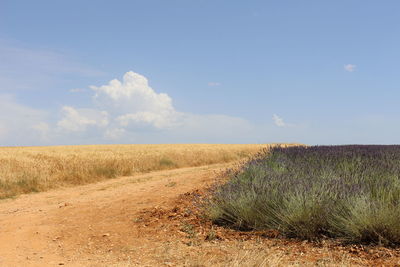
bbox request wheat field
[0,144,284,199]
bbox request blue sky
[1,1,399,146]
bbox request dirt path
[0,163,228,267]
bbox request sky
[0,0,400,146]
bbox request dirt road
[0,163,229,266]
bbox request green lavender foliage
[208,145,400,245]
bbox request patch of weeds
[0,174,43,199]
[159,157,177,168]
[0,192,16,200]
[205,227,218,241]
[181,222,197,239]
[16,175,41,193]
[19,182,40,193]
[92,166,118,178]
[132,217,145,223]
[129,177,153,184]
[165,181,177,187]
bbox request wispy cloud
[273,114,286,127]
[0,39,104,91]
[208,82,221,87]
[344,64,356,72]
[0,94,49,145]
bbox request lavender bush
[208,145,400,245]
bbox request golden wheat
[0,144,295,199]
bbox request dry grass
[128,240,357,267]
[0,144,288,199]
[185,245,355,267]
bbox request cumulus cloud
[57,106,109,132]
[0,71,259,145]
[91,72,174,113]
[273,114,287,127]
[90,71,179,129]
[54,71,255,143]
[344,64,356,72]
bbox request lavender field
[208,145,400,245]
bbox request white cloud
[91,71,174,112]
[55,71,255,143]
[117,111,181,129]
[208,82,221,87]
[57,106,109,132]
[273,114,286,127]
[90,71,178,129]
[0,94,49,145]
[344,64,356,72]
[0,71,262,145]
